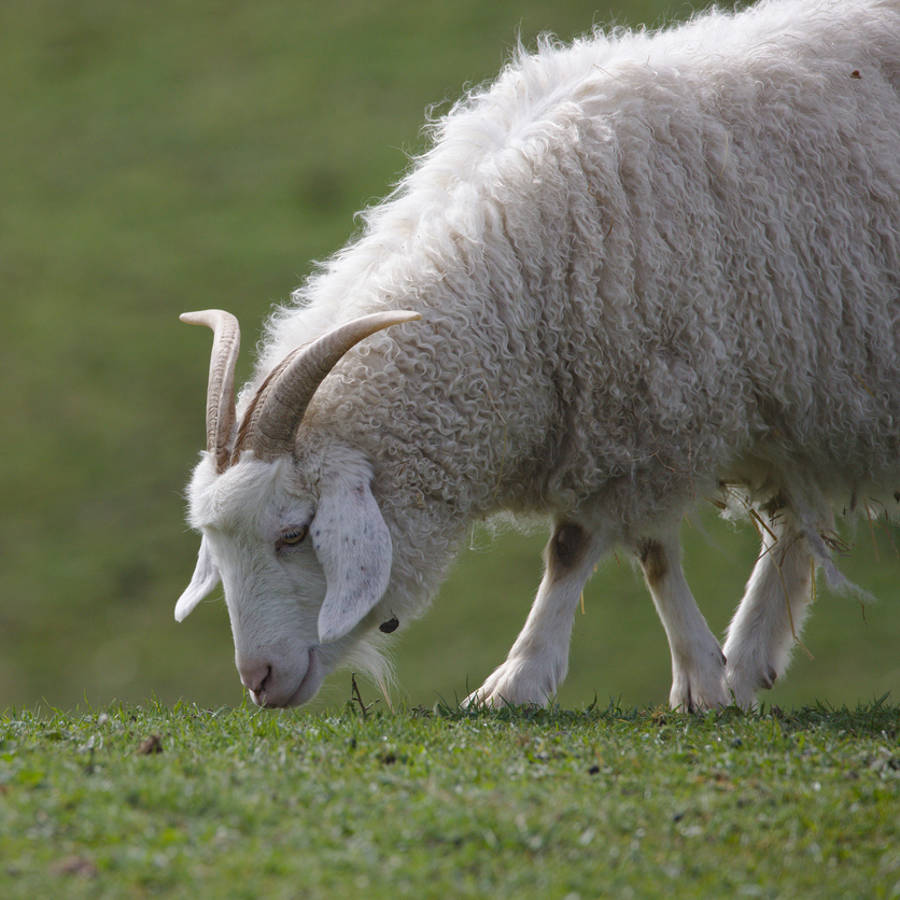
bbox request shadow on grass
[412,690,897,738]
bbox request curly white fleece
[241,0,898,624]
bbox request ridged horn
[180,309,241,473]
[236,310,420,462]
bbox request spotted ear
[175,536,220,621]
[311,476,393,644]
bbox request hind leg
[723,510,815,709]
[464,518,607,707]
[635,530,729,711]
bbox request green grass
[1,0,897,716]
[1,700,898,898]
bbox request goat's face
[175,308,416,707]
[178,445,392,707]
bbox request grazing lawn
[2,699,898,898]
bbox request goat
[176,0,899,710]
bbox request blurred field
[1,0,896,714]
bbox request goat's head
[176,308,418,707]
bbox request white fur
[181,0,898,709]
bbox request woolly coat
[239,0,899,618]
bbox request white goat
[176,0,899,711]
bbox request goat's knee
[546,520,590,581]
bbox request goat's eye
[278,526,308,548]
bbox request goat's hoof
[463,658,553,709]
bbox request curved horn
[180,309,241,473]
[238,310,420,462]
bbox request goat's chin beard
[250,631,391,709]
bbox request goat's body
[258,0,897,576]
[183,0,898,710]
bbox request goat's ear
[175,536,220,621]
[312,477,392,644]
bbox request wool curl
[242,0,897,632]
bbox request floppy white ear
[312,478,393,644]
[175,536,221,622]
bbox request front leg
[635,532,729,711]
[464,519,606,708]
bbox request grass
[1,698,898,898]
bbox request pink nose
[238,661,272,696]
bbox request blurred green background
[2,0,896,714]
